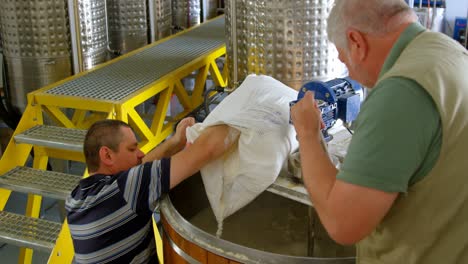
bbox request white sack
[186,74,299,235]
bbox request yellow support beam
[71,110,87,126]
[35,94,115,113]
[42,149,85,163]
[150,85,174,138]
[48,220,74,264]
[0,102,43,210]
[209,60,227,87]
[173,79,193,110]
[42,106,76,128]
[18,193,43,264]
[19,148,49,263]
[127,107,155,144]
[75,112,111,129]
[152,216,164,264]
[193,65,211,106]
[121,79,172,107]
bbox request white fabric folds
[186,74,299,236]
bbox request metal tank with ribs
[149,0,173,42]
[172,0,201,31]
[0,0,109,110]
[0,0,72,110]
[69,0,108,71]
[106,0,148,54]
[225,0,346,90]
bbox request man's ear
[99,146,114,167]
[347,28,368,62]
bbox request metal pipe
[104,0,120,56]
[408,0,414,8]
[229,0,238,89]
[68,0,84,74]
[149,0,156,43]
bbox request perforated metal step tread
[0,167,82,200]
[0,210,61,252]
[14,125,86,152]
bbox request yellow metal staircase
[0,16,227,263]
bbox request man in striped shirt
[66,118,235,263]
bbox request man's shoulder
[66,174,121,210]
[369,76,440,114]
[371,77,422,97]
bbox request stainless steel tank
[226,0,346,90]
[172,0,201,31]
[149,0,172,42]
[76,0,108,69]
[201,0,218,22]
[0,0,72,110]
[161,174,355,263]
[106,0,148,54]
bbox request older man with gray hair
[291,0,468,263]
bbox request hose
[203,86,225,116]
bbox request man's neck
[366,22,413,87]
[88,167,113,176]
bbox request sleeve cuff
[160,157,171,194]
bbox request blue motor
[292,77,363,141]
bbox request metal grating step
[0,210,62,252]
[14,125,86,152]
[0,167,82,200]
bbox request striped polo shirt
[65,158,171,264]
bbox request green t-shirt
[336,23,442,193]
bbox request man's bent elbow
[204,139,227,161]
[326,222,366,246]
[204,126,238,160]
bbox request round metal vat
[172,0,201,31]
[149,0,173,42]
[0,0,72,110]
[225,0,346,90]
[76,0,108,70]
[106,0,148,54]
[161,175,355,264]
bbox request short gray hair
[327,0,417,49]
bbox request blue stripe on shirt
[66,158,171,263]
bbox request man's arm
[169,125,238,189]
[142,117,195,163]
[291,92,397,245]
